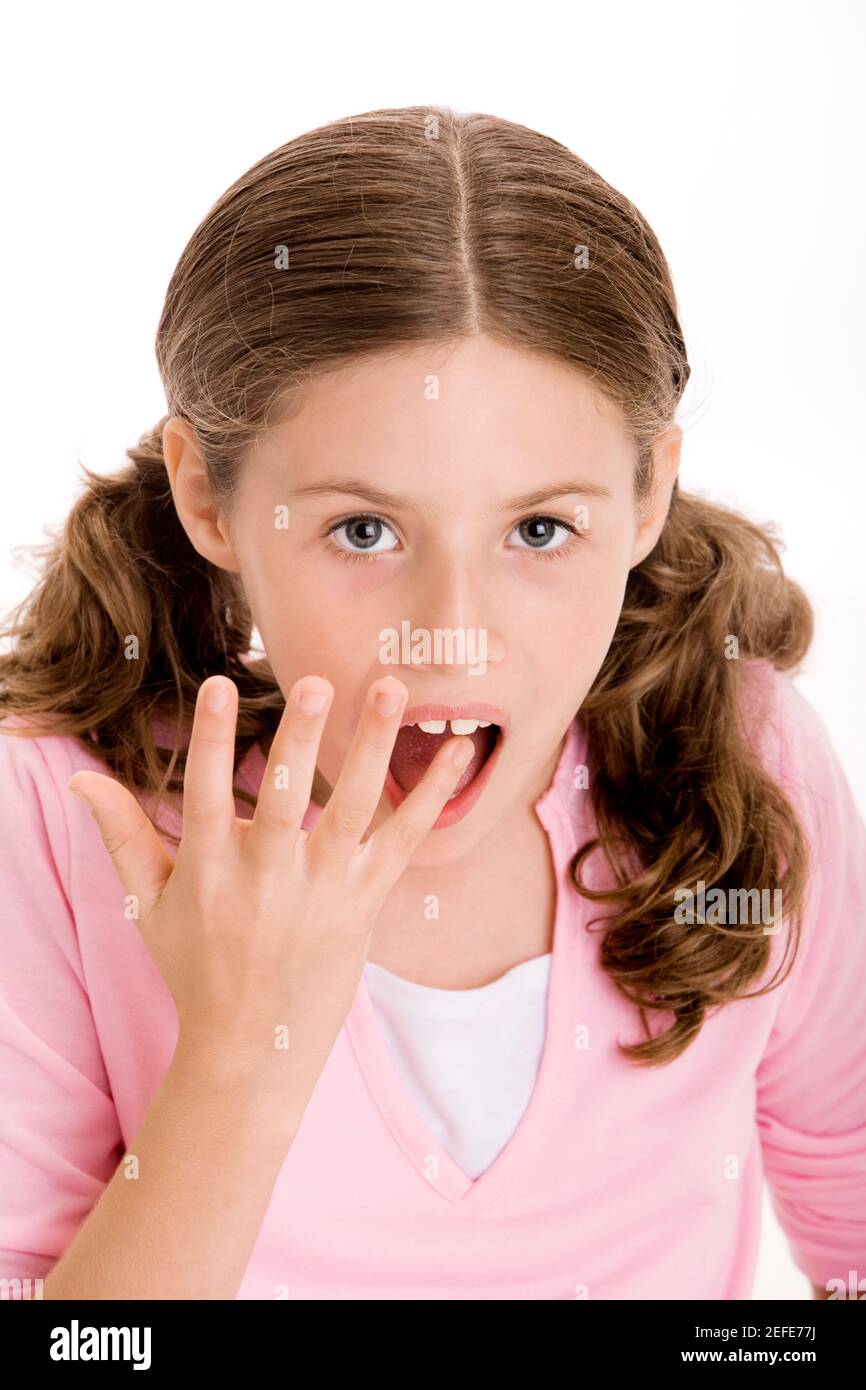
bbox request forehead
[249,336,635,495]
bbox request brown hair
[0,104,812,1065]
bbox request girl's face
[169,334,681,866]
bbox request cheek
[580,557,631,657]
[577,530,632,603]
[525,550,628,675]
[540,543,630,619]
[242,553,336,663]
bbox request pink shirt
[1,657,865,1299]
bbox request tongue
[389,724,497,798]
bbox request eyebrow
[289,475,613,511]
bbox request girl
[1,105,864,1302]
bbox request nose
[419,547,478,631]
[389,548,505,675]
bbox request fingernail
[375,690,401,716]
[206,680,229,712]
[449,739,474,769]
[69,787,93,815]
[298,688,328,714]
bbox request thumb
[67,771,176,922]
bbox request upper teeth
[411,718,493,735]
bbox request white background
[1,0,863,1299]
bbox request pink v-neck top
[1,658,865,1299]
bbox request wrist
[167,1036,306,1147]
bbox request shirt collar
[533,714,590,849]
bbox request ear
[162,417,241,574]
[629,423,683,568]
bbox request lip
[384,711,507,830]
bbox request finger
[67,771,175,920]
[246,676,334,859]
[361,735,474,888]
[310,677,408,868]
[181,676,239,851]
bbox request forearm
[42,1047,299,1301]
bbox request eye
[325,513,400,562]
[507,515,584,560]
[323,510,587,565]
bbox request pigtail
[0,417,284,844]
[573,486,813,1065]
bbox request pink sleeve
[754,671,866,1292]
[0,729,123,1290]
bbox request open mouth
[389,717,503,800]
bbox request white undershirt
[362,954,552,1180]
